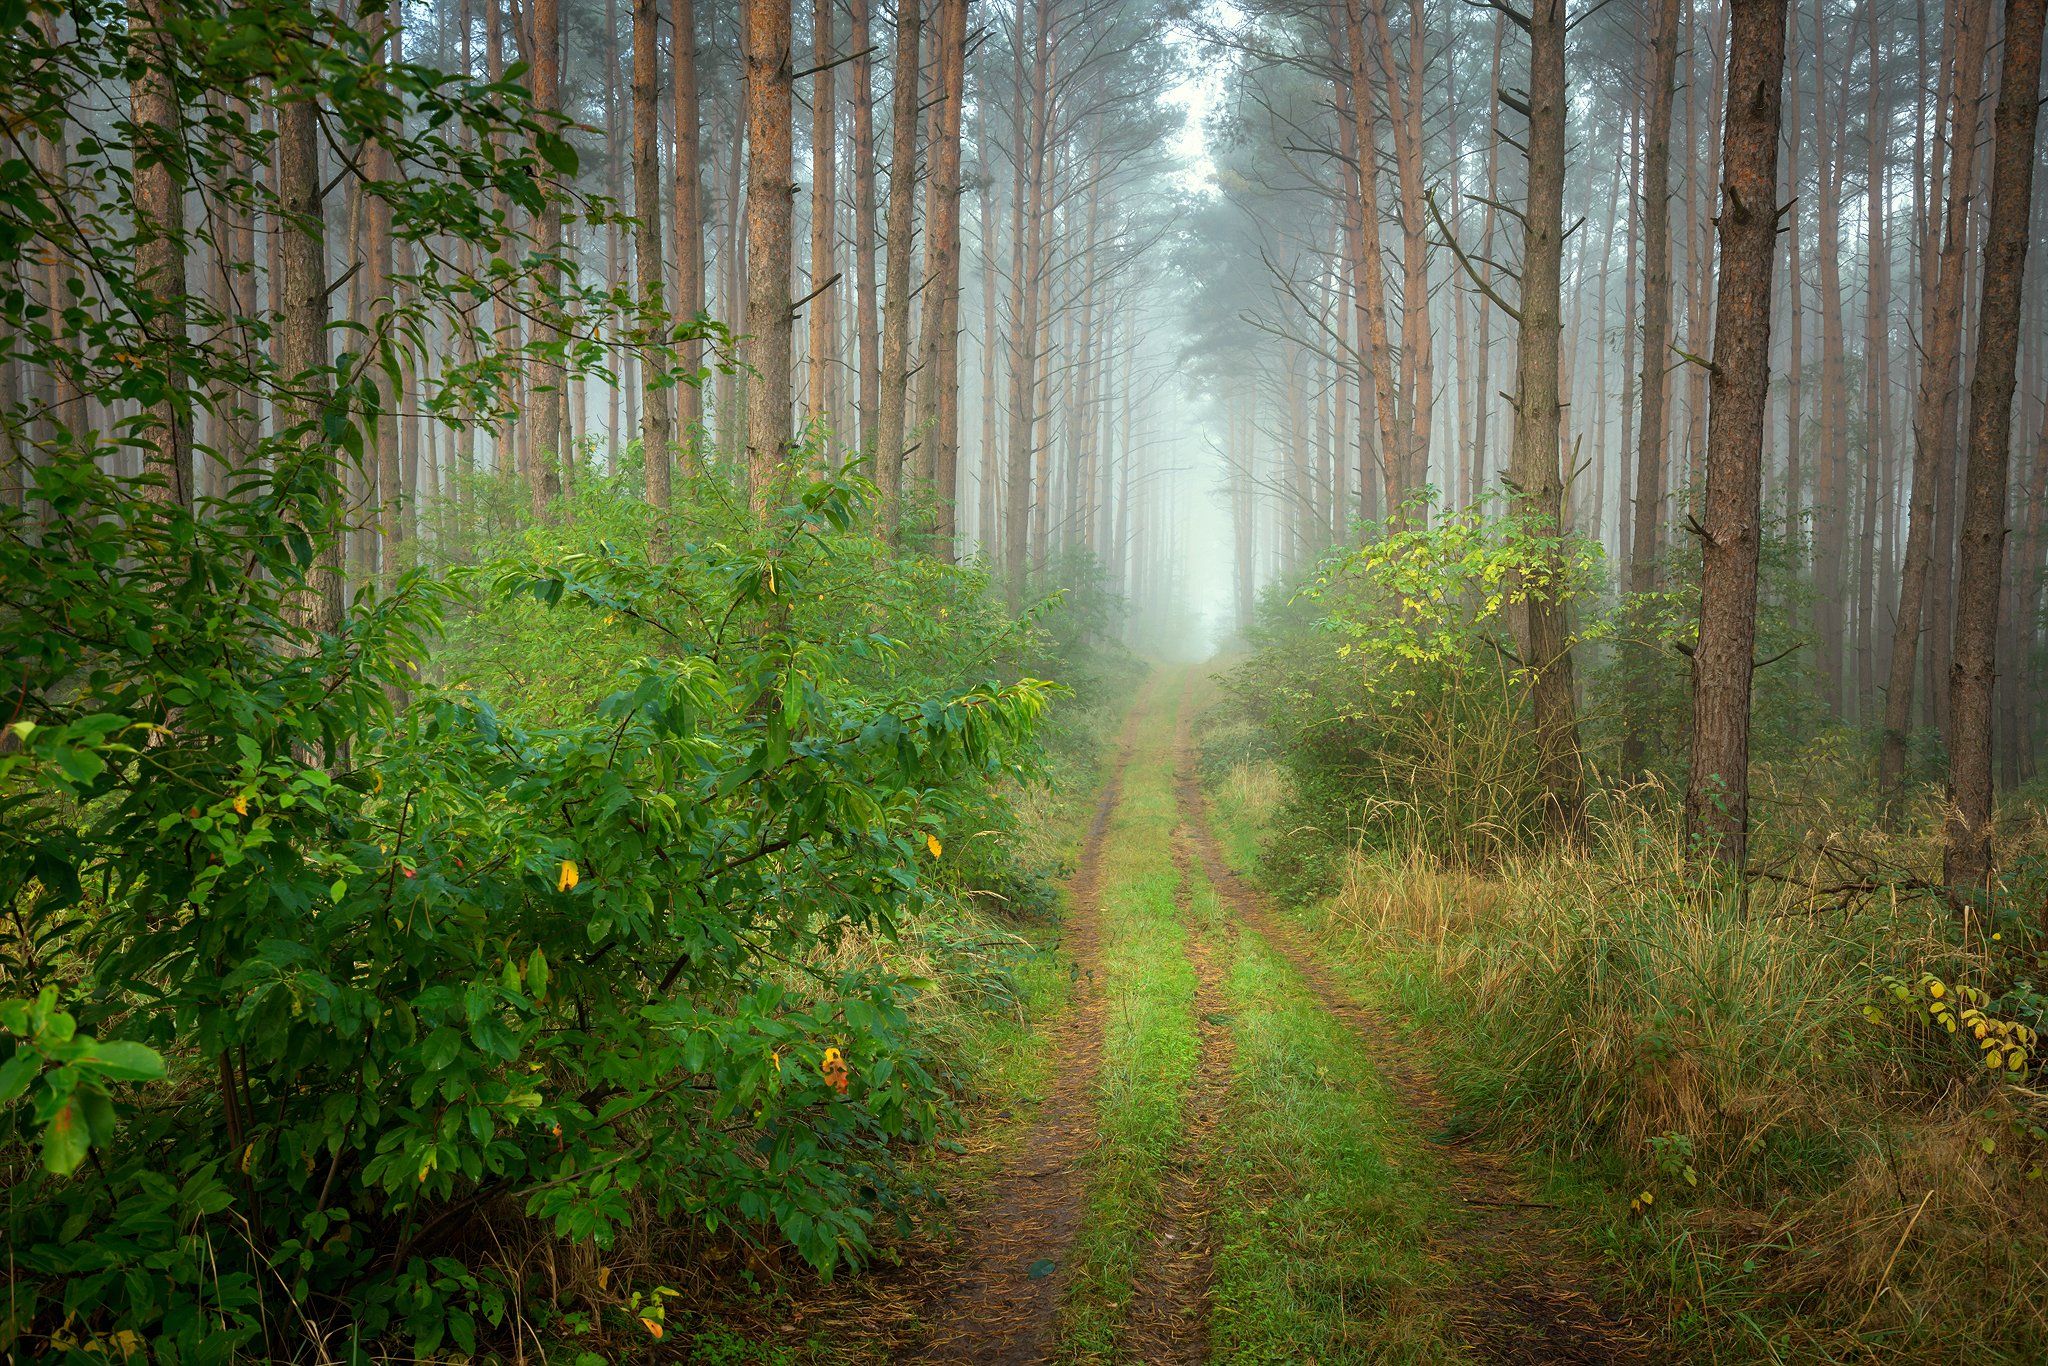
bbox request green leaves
[532,129,579,177]
[72,1042,164,1082]
[6,342,1056,1356]
[0,989,165,1176]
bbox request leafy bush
[1,459,1060,1359]
[1228,499,1603,874]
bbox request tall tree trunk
[1810,4,1850,714]
[1944,0,2045,897]
[276,94,341,635]
[806,0,838,431]
[1879,0,1990,804]
[1858,1,1892,718]
[1685,0,1790,871]
[1325,16,1378,519]
[847,0,881,451]
[742,0,795,514]
[128,0,193,508]
[1367,0,1433,505]
[672,0,705,448]
[369,8,402,587]
[717,70,747,455]
[634,0,674,508]
[916,0,967,555]
[1341,0,1408,517]
[1781,26,1803,530]
[977,109,1001,556]
[1471,22,1503,505]
[873,0,922,526]
[1004,0,1052,607]
[526,0,565,518]
[606,0,625,463]
[1616,83,1641,568]
[1682,0,1723,494]
[1506,0,1583,832]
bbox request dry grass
[1243,765,2048,1360]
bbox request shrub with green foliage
[1229,498,1603,875]
[2,460,1055,1359]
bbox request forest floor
[739,663,1662,1364]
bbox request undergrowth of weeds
[1201,724,2048,1362]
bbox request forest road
[905,677,1154,1364]
[1169,689,1656,1366]
[1117,670,1234,1364]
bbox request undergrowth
[1206,745,2048,1361]
[1209,497,2048,1360]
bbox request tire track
[908,679,1153,1365]
[1119,680,1235,1364]
[1173,711,1653,1366]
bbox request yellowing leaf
[822,1046,850,1095]
[556,860,579,892]
[926,833,943,859]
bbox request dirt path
[1172,730,1654,1366]
[1119,684,1236,1364]
[906,682,1151,1364]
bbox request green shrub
[1,460,1058,1359]
[1228,498,1603,874]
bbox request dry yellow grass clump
[1224,755,2048,1359]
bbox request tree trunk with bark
[1879,0,1989,806]
[128,0,193,508]
[275,93,341,635]
[1341,0,1408,518]
[1506,0,1583,833]
[742,0,795,514]
[1943,0,2045,898]
[873,0,922,528]
[526,0,565,518]
[1685,0,1791,872]
[806,0,838,432]
[1003,0,1051,607]
[847,0,880,451]
[672,0,705,447]
[1629,0,1680,607]
[916,0,967,555]
[633,0,674,507]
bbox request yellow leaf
[641,1318,664,1340]
[926,833,943,859]
[557,860,579,892]
[232,794,249,816]
[597,1266,612,1290]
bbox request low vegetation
[2,451,1134,1359]
[1206,511,2048,1361]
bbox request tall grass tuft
[1232,753,2048,1359]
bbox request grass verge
[1201,731,2048,1363]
